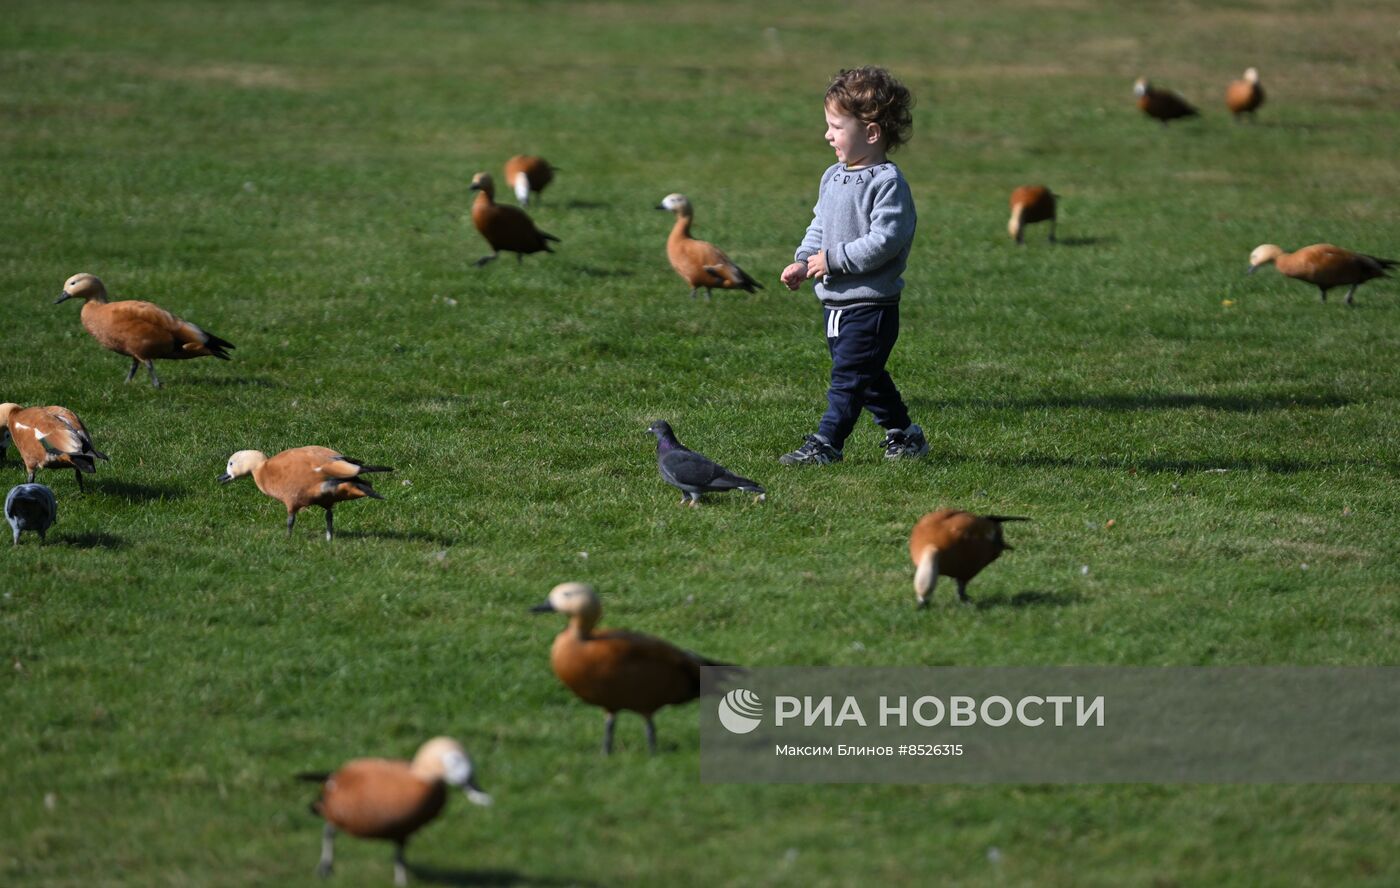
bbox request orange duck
[298,737,492,887]
[1248,243,1396,305]
[0,403,108,491]
[503,154,556,207]
[55,273,234,388]
[1134,78,1199,125]
[909,509,1029,607]
[1225,67,1264,121]
[218,446,392,540]
[1008,185,1057,245]
[656,193,762,299]
[531,582,742,755]
[469,172,559,266]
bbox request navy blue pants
[817,303,912,449]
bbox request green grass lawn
[3,0,1398,884]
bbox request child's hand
[780,261,807,291]
[805,251,828,279]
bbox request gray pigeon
[647,420,766,506]
[6,483,57,545]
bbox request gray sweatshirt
[794,161,916,308]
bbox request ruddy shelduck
[299,737,492,887]
[1008,185,1057,245]
[656,193,762,299]
[468,172,559,266]
[909,509,1029,607]
[218,446,392,540]
[502,154,555,206]
[1225,67,1264,121]
[55,273,234,388]
[1247,243,1396,305]
[1134,78,1199,125]
[0,403,108,491]
[531,582,742,755]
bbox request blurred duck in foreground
[298,737,491,886]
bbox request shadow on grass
[93,478,187,502]
[336,529,458,545]
[973,589,1081,610]
[184,375,281,389]
[58,531,127,550]
[559,199,609,210]
[409,864,595,887]
[934,451,1376,475]
[1052,235,1113,247]
[567,263,635,279]
[910,391,1353,413]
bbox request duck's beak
[530,601,555,613]
[217,472,233,484]
[462,776,493,807]
[1245,264,1258,275]
[469,182,482,191]
[54,292,72,304]
[655,203,668,210]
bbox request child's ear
[864,121,883,145]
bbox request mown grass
[3,0,1398,885]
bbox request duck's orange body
[909,509,1027,607]
[1248,243,1396,305]
[1134,79,1198,125]
[0,403,108,490]
[57,274,233,388]
[301,737,491,886]
[533,582,740,754]
[1225,68,1264,119]
[658,193,762,299]
[220,446,391,540]
[315,759,447,841]
[503,155,555,206]
[1008,185,1057,245]
[469,172,558,266]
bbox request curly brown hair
[825,66,914,152]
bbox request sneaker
[882,425,929,460]
[779,434,843,466]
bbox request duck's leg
[1048,220,1058,244]
[316,823,335,878]
[474,252,498,268]
[956,579,971,604]
[645,716,658,755]
[145,360,163,388]
[602,712,616,756]
[689,287,699,299]
[26,468,36,483]
[392,840,409,887]
[324,508,334,542]
[74,467,84,493]
[1345,284,1358,306]
[125,357,140,383]
[286,510,297,537]
[1318,287,1328,303]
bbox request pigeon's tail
[728,473,765,494]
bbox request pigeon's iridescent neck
[655,434,680,453]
